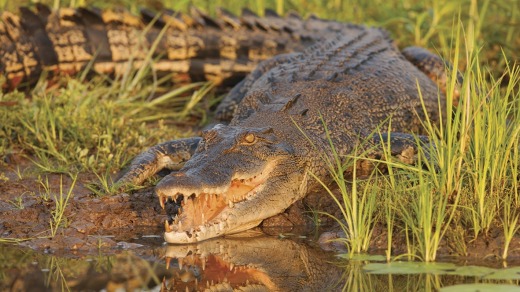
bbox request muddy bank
[0,162,165,251]
[1,158,520,261]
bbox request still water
[2,232,520,291]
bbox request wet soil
[1,155,520,262]
[0,158,165,251]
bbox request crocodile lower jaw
[157,164,275,243]
[163,218,264,243]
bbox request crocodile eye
[243,133,256,144]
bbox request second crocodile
[118,24,450,243]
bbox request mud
[1,155,520,262]
[0,158,166,251]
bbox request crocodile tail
[0,5,356,91]
[0,11,43,90]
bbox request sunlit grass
[299,1,519,261]
[308,138,379,257]
[49,174,78,237]
[0,67,206,176]
[295,117,382,257]
[370,33,517,262]
[362,36,517,262]
[6,193,27,210]
[313,0,518,262]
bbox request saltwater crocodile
[0,4,451,245]
[1,4,378,90]
[118,21,450,243]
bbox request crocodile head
[156,124,307,243]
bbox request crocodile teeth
[160,196,166,209]
[165,257,171,270]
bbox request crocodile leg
[402,46,462,104]
[215,52,303,122]
[116,137,201,186]
[353,132,433,177]
[372,132,431,164]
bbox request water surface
[2,233,520,291]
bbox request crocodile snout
[155,172,203,198]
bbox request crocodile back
[233,27,443,154]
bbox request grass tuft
[0,63,209,178]
[49,174,78,238]
[325,15,520,260]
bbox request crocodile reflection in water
[162,234,344,291]
[67,234,343,291]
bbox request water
[2,233,520,291]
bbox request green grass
[327,34,518,262]
[0,63,206,176]
[49,174,78,237]
[1,0,519,261]
[303,120,379,257]
[324,20,519,261]
[7,193,27,210]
